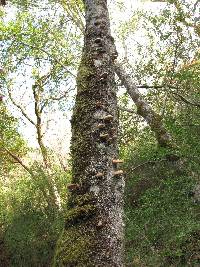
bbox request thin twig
[137,84,200,108]
[18,40,76,78]
[172,92,200,108]
[7,86,36,126]
[119,106,136,114]
[3,147,33,176]
[129,158,167,172]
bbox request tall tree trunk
[53,0,125,266]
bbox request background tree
[115,1,200,265]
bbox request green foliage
[124,141,200,266]
[53,224,93,267]
[0,3,77,265]
[0,103,27,178]
[0,162,71,266]
[0,0,199,266]
[0,103,26,152]
[0,104,71,266]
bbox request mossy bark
[53,1,124,266]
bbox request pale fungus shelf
[112,159,124,164]
[97,220,103,228]
[96,101,104,108]
[96,123,105,129]
[113,170,124,176]
[104,114,113,121]
[95,172,104,178]
[100,133,109,139]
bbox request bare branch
[119,106,136,114]
[50,90,71,101]
[129,159,167,173]
[137,84,200,108]
[114,62,174,148]
[32,84,49,168]
[129,154,180,173]
[3,147,33,176]
[193,0,199,12]
[179,124,200,127]
[7,87,36,126]
[17,40,76,78]
[40,87,73,112]
[137,85,164,89]
[172,92,200,108]
[136,84,178,90]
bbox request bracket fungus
[97,220,103,228]
[113,170,124,176]
[96,101,104,108]
[95,172,104,178]
[100,133,109,139]
[112,159,124,164]
[96,123,105,129]
[104,115,113,121]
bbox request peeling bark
[54,0,124,266]
[114,62,173,148]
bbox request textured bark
[114,62,173,148]
[0,0,6,6]
[53,0,124,266]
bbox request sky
[2,0,166,156]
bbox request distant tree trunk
[53,0,125,266]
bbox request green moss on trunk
[53,225,95,267]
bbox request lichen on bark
[53,0,124,266]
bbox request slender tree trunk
[32,84,61,209]
[53,0,125,266]
[114,62,173,148]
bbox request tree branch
[0,0,6,6]
[40,86,72,112]
[114,62,174,148]
[172,92,200,108]
[137,84,200,108]
[129,159,167,173]
[17,40,76,78]
[3,147,33,176]
[119,106,136,114]
[61,1,84,33]
[193,0,199,12]
[7,87,36,126]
